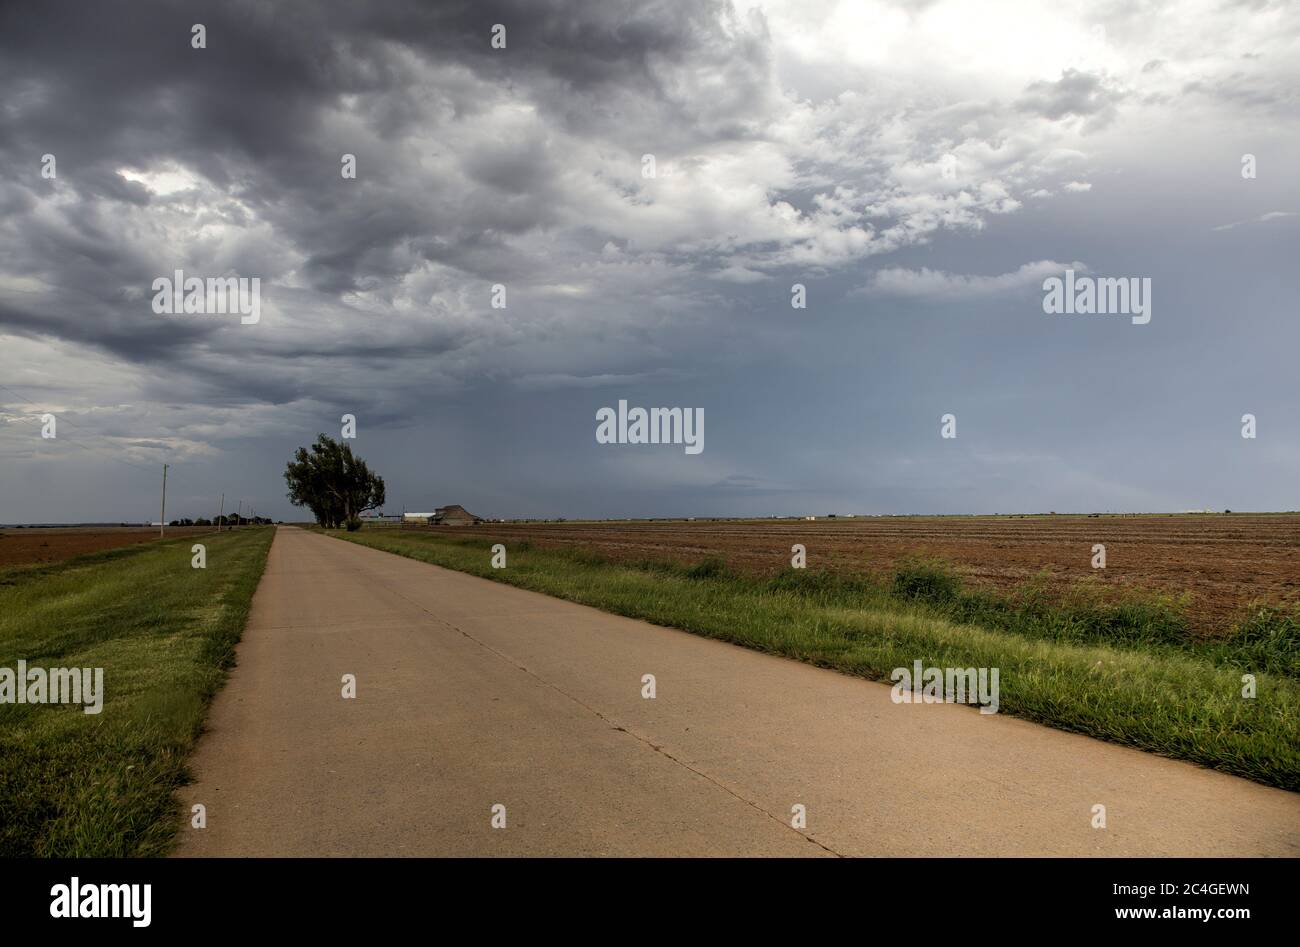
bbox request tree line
[169,515,272,527]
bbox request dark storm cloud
[0,0,772,376]
[2,0,1299,522]
[0,0,761,170]
[1016,69,1127,129]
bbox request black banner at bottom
[0,857,1282,933]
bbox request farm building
[431,504,481,525]
[402,505,483,526]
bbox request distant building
[430,504,481,525]
[402,505,483,526]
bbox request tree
[284,434,386,530]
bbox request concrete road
[176,526,1300,857]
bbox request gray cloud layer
[2,0,1298,521]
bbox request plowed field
[0,526,218,568]
[420,514,1300,632]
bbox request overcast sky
[2,0,1298,522]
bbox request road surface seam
[359,561,846,857]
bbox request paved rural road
[176,526,1300,857]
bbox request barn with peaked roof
[429,504,481,526]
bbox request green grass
[331,528,1300,791]
[0,528,274,856]
[885,558,1292,664]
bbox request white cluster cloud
[859,261,1088,300]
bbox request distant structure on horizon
[401,504,483,526]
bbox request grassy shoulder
[331,528,1300,791]
[0,527,274,856]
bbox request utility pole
[159,464,169,538]
[236,499,242,528]
[217,493,225,532]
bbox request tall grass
[883,557,1293,671]
[0,528,274,856]
[333,529,1300,791]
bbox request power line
[0,382,160,473]
[4,417,159,473]
[0,383,140,440]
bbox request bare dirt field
[0,526,218,568]
[420,514,1300,633]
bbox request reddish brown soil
[424,514,1300,632]
[0,527,218,568]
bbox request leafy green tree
[284,434,386,529]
